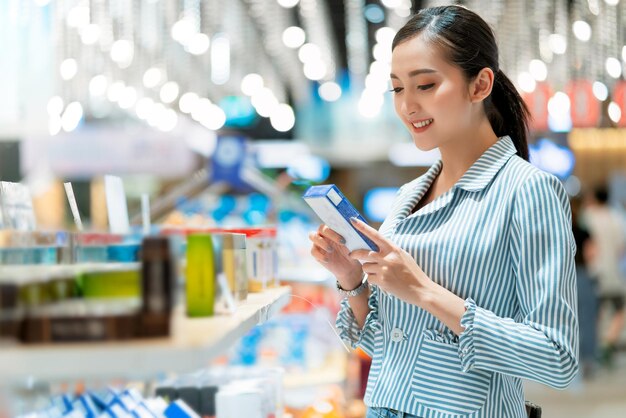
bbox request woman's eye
[389,87,404,93]
[418,83,435,91]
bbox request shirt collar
[396,136,517,221]
[453,135,517,192]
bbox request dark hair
[392,6,530,161]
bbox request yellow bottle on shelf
[185,234,215,317]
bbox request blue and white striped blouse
[336,136,578,418]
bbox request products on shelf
[15,365,286,418]
[19,387,199,418]
[138,236,176,337]
[185,234,217,317]
[158,366,284,418]
[0,264,143,343]
[163,226,278,294]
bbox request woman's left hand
[349,218,435,307]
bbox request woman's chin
[411,136,439,152]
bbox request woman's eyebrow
[390,68,437,79]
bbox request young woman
[309,6,578,418]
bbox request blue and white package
[303,184,379,252]
[72,395,98,418]
[131,404,155,418]
[163,400,200,418]
[50,395,72,414]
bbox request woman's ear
[469,67,494,103]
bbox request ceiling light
[270,104,295,132]
[318,82,342,102]
[282,26,306,49]
[47,96,64,116]
[179,92,199,113]
[66,6,89,29]
[572,21,591,42]
[61,102,83,132]
[118,86,137,109]
[608,102,622,123]
[89,75,108,97]
[517,72,536,93]
[548,34,567,54]
[592,81,608,101]
[171,19,195,44]
[529,59,548,81]
[110,40,134,68]
[298,43,322,63]
[60,58,77,80]
[80,24,101,45]
[160,81,180,104]
[241,73,264,96]
[277,0,300,8]
[548,92,570,117]
[375,27,396,46]
[187,33,210,55]
[136,98,154,120]
[211,34,230,85]
[303,61,327,80]
[143,68,163,88]
[606,57,622,78]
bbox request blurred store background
[0,0,625,417]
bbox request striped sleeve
[458,172,579,389]
[335,284,380,357]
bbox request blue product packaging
[164,400,201,418]
[107,244,140,262]
[122,388,144,403]
[44,405,64,418]
[50,396,70,414]
[63,410,85,418]
[72,395,99,418]
[303,184,379,252]
[131,404,155,418]
[89,391,108,410]
[117,394,139,412]
[105,403,133,418]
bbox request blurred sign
[210,135,248,190]
[104,175,130,234]
[0,181,36,231]
[523,82,552,131]
[566,80,600,127]
[529,138,575,179]
[21,127,196,178]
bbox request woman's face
[390,35,474,151]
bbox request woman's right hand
[309,224,363,288]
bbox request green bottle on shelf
[185,234,215,317]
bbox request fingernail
[326,246,334,253]
[323,257,330,263]
[350,217,358,224]
[340,237,346,244]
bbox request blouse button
[391,327,404,343]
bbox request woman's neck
[436,119,499,190]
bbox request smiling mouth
[411,119,434,129]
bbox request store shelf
[0,286,291,383]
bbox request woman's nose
[402,94,421,117]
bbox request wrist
[336,278,368,297]
[414,280,439,309]
[336,270,364,289]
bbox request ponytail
[486,70,530,161]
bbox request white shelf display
[0,287,291,383]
